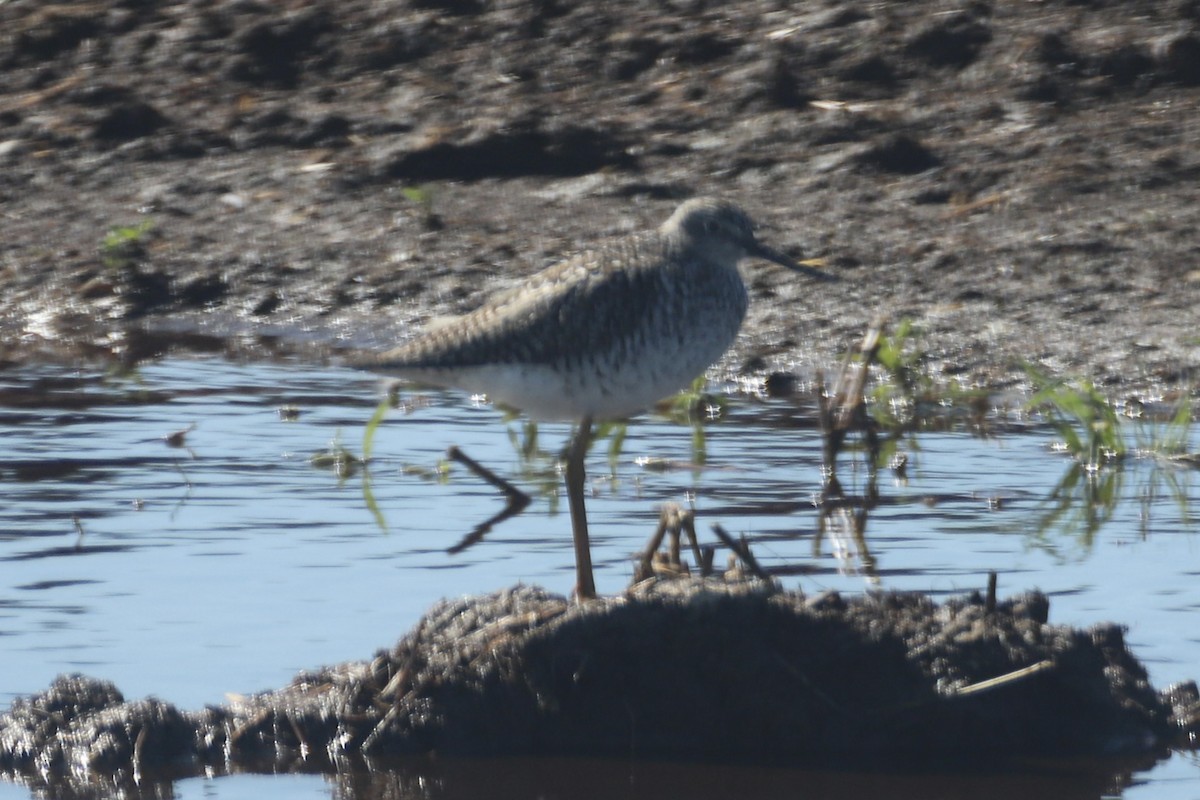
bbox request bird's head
[664,197,833,281]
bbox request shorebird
[354,197,832,599]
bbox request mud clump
[3,579,1197,795]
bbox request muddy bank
[2,578,1198,795]
[1,0,1199,398]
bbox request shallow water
[1,356,1197,798]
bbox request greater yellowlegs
[354,197,832,598]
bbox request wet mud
[2,578,1198,796]
[1,0,1198,396]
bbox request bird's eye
[703,219,720,234]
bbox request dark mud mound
[3,579,1198,795]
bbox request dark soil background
[2,0,1199,397]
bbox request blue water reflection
[0,357,1197,798]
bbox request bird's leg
[565,415,597,600]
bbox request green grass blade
[362,396,391,463]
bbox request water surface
[1,357,1197,798]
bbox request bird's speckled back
[354,198,800,419]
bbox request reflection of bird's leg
[443,445,532,555]
[565,415,596,600]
